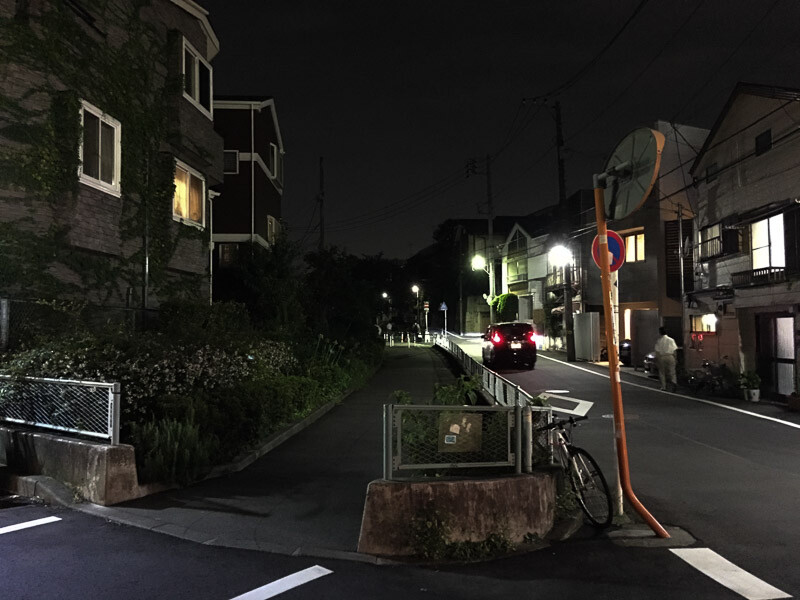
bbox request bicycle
[537,415,613,528]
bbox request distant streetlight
[411,284,422,329]
[471,253,496,325]
[548,244,575,362]
[381,292,388,299]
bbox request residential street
[455,336,800,597]
[2,344,798,599]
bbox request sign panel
[592,230,625,272]
[439,302,448,311]
[438,413,482,452]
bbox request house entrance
[756,313,795,397]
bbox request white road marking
[229,565,333,600]
[0,516,61,535]
[538,353,800,430]
[671,548,790,599]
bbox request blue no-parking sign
[592,230,625,272]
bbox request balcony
[696,237,722,261]
[731,267,786,287]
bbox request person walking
[654,326,678,391]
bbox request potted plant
[738,371,761,402]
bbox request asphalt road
[0,501,746,599]
[455,336,800,598]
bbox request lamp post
[548,244,576,362]
[411,285,420,329]
[471,254,495,325]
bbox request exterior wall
[0,0,223,304]
[688,88,800,394]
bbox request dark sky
[200,0,800,259]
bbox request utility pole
[677,204,685,299]
[318,157,325,251]
[486,154,496,324]
[554,101,575,361]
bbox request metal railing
[435,335,538,408]
[0,375,120,444]
[696,236,722,261]
[383,403,551,480]
[731,266,786,287]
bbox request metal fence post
[522,405,532,473]
[0,299,9,350]
[514,403,522,474]
[383,404,393,480]
[111,382,121,445]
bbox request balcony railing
[731,267,786,287]
[696,237,722,261]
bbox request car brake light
[491,332,503,345]
[528,331,536,344]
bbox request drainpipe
[208,190,219,305]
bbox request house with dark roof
[210,96,285,301]
[688,82,800,400]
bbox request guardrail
[0,375,120,444]
[435,335,537,408]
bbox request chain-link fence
[383,404,551,480]
[0,375,120,444]
[0,298,158,352]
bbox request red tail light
[528,331,536,344]
[491,331,503,345]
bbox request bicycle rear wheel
[568,446,612,528]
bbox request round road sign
[592,230,625,272]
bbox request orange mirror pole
[593,184,669,538]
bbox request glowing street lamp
[471,253,496,324]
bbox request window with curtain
[173,161,205,226]
[625,232,645,262]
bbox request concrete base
[357,474,555,557]
[0,427,140,505]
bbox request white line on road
[671,548,790,599]
[538,353,800,430]
[0,515,62,535]
[229,565,333,600]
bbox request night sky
[200,0,800,259]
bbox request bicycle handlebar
[536,414,588,431]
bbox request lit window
[218,243,238,267]
[751,214,785,269]
[182,38,213,118]
[173,160,205,227]
[79,100,121,196]
[697,224,722,260]
[625,233,645,262]
[691,314,717,333]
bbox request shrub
[130,417,215,486]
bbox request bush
[130,417,215,486]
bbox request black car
[482,322,537,369]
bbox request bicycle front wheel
[568,446,612,528]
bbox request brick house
[0,0,223,308]
[211,96,284,299]
[688,83,800,399]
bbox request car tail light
[491,331,503,345]
[527,331,536,344]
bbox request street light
[411,284,421,331]
[548,244,575,361]
[471,253,496,325]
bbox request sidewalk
[76,346,458,561]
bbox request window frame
[223,150,239,175]
[697,223,722,260]
[624,232,645,263]
[172,159,206,229]
[78,99,122,197]
[182,38,213,120]
[750,213,785,269]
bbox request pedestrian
[654,326,678,391]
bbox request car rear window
[497,324,532,336]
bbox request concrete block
[357,474,556,557]
[0,427,139,505]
